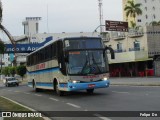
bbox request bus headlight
[72,80,80,83]
[103,77,108,81]
[73,81,77,83]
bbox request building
[122,0,160,27]
[15,17,100,65]
[104,25,160,77]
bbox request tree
[0,0,17,66]
[9,66,16,77]
[0,39,5,75]
[130,21,136,28]
[150,21,160,26]
[124,0,142,26]
[0,40,5,54]
[2,67,10,76]
[16,65,27,80]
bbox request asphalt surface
[0,78,160,120]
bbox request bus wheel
[54,80,64,96]
[86,89,94,94]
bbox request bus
[27,37,114,96]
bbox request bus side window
[57,41,66,75]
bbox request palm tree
[0,0,16,65]
[0,39,5,75]
[149,21,160,26]
[0,39,5,54]
[124,0,142,26]
[130,21,136,28]
[149,21,158,26]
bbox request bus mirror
[64,56,69,63]
[64,51,69,63]
[103,46,115,59]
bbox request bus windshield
[68,50,109,75]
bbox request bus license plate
[88,84,95,88]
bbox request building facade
[104,25,160,77]
[123,0,160,27]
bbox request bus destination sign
[105,20,128,32]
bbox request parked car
[3,77,19,87]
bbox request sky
[1,0,123,38]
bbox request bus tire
[54,80,64,96]
[86,89,94,94]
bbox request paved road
[0,82,160,120]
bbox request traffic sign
[105,20,128,32]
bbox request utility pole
[98,0,103,34]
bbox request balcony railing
[102,37,110,42]
[112,35,126,40]
[128,32,144,38]
[128,28,144,38]
[129,48,144,51]
[114,49,126,53]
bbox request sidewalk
[110,77,160,86]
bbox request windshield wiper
[92,53,102,73]
[81,56,88,74]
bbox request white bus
[27,37,114,96]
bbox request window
[134,41,140,51]
[153,14,156,19]
[145,15,148,19]
[117,43,122,52]
[152,6,155,11]
[36,23,38,33]
[137,19,141,22]
[145,7,147,11]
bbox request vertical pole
[98,0,103,34]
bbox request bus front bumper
[67,80,110,91]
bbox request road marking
[14,91,20,93]
[1,96,52,120]
[34,94,42,97]
[24,92,31,95]
[112,91,129,94]
[66,103,81,108]
[94,114,112,120]
[49,97,59,101]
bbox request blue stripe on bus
[36,82,53,87]
[28,67,59,75]
[28,82,53,87]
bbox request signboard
[105,20,128,32]
[4,36,53,53]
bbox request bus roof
[27,36,101,56]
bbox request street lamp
[92,25,105,36]
[98,0,104,33]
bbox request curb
[1,96,51,120]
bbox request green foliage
[0,40,5,54]
[16,65,26,80]
[124,0,142,22]
[130,21,136,28]
[9,66,16,77]
[2,67,10,76]
[149,21,160,26]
